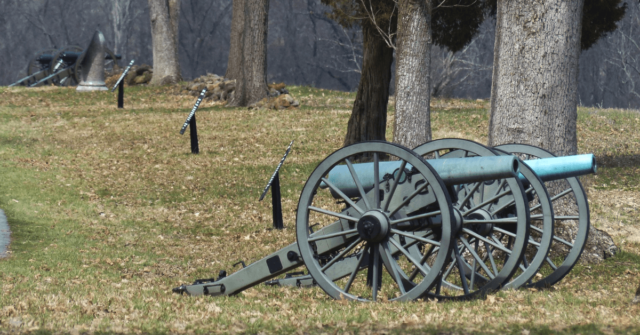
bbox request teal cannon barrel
[322,154,596,198]
[522,154,596,182]
[322,156,520,198]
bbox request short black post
[189,114,199,154]
[117,81,124,108]
[112,59,135,107]
[258,140,294,230]
[271,172,284,229]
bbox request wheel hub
[465,208,494,236]
[356,211,390,242]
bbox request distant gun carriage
[10,36,121,88]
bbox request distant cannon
[10,33,120,88]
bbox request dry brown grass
[0,86,638,334]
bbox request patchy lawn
[0,85,638,334]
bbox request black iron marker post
[180,88,207,154]
[259,140,294,229]
[111,59,135,108]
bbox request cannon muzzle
[522,154,596,182]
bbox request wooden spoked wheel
[296,142,455,301]
[27,48,57,76]
[495,144,590,288]
[412,139,534,300]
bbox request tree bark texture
[343,23,394,146]
[148,0,181,85]
[227,0,269,107]
[489,0,617,264]
[488,0,582,156]
[225,0,244,81]
[393,0,432,149]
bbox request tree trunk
[343,23,394,146]
[489,0,617,264]
[225,0,244,81]
[488,1,582,156]
[227,0,269,107]
[393,0,432,149]
[148,0,181,85]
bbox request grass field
[0,85,639,334]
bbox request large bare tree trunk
[488,1,581,156]
[148,0,181,85]
[227,0,269,107]
[489,0,617,264]
[343,23,394,146]
[393,0,432,149]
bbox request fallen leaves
[0,86,639,334]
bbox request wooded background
[1,0,639,109]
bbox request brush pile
[105,64,153,88]
[182,74,299,109]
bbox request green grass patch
[0,86,639,334]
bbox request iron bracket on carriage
[173,139,596,302]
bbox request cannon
[9,35,120,88]
[173,139,596,301]
[322,154,595,196]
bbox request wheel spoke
[502,186,533,213]
[453,244,470,295]
[344,245,368,293]
[308,229,358,242]
[371,245,380,301]
[345,158,371,211]
[382,241,406,294]
[490,235,513,255]
[552,234,574,247]
[374,153,380,209]
[555,216,580,220]
[459,182,482,210]
[390,210,441,225]
[460,236,496,280]
[382,160,407,212]
[308,206,359,222]
[320,177,365,215]
[550,188,573,202]
[463,228,512,254]
[462,218,518,225]
[529,225,570,247]
[525,238,541,247]
[530,214,578,221]
[441,258,457,284]
[463,189,514,215]
[546,257,558,270]
[484,242,499,274]
[388,181,430,217]
[492,226,518,238]
[390,229,440,247]
[388,238,429,277]
[492,179,507,197]
[408,244,435,281]
[530,225,544,234]
[522,254,530,269]
[320,238,363,272]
